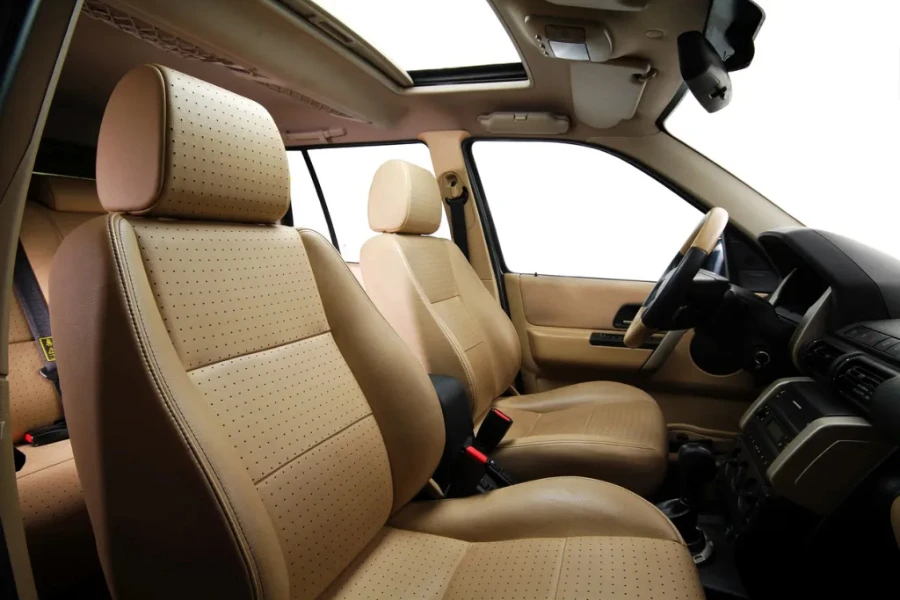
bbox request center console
[726,378,891,521]
[720,377,895,596]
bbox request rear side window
[288,142,450,262]
[469,140,701,281]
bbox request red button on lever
[492,409,512,422]
[24,433,34,444]
[464,445,489,464]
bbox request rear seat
[11,174,106,597]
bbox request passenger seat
[11,174,105,597]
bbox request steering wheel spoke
[623,208,730,348]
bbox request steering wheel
[623,207,729,348]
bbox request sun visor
[570,60,651,128]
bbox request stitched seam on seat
[388,235,478,405]
[110,215,264,598]
[440,539,476,599]
[187,330,329,374]
[551,538,567,600]
[540,476,684,544]
[253,414,373,485]
[15,455,75,479]
[499,439,661,452]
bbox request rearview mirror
[678,31,731,113]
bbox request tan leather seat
[360,160,668,496]
[50,64,703,599]
[10,174,105,597]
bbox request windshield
[666,0,900,258]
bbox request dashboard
[757,227,900,445]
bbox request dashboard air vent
[801,339,843,379]
[833,357,895,409]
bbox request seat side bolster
[50,216,289,600]
[493,380,658,414]
[445,239,522,404]
[389,476,684,545]
[360,233,476,405]
[302,229,445,512]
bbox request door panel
[506,273,759,436]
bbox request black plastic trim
[409,63,527,87]
[300,149,338,248]
[589,332,661,350]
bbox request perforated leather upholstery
[10,174,105,598]
[361,161,668,495]
[51,65,703,599]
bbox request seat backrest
[8,174,104,442]
[360,160,521,421]
[50,65,445,599]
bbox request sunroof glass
[312,0,521,73]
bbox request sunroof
[312,0,522,78]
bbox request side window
[291,142,450,262]
[470,140,702,281]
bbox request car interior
[1,1,899,599]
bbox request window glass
[666,0,900,258]
[307,143,450,262]
[286,152,331,236]
[471,140,701,281]
[309,0,520,72]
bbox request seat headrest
[368,160,442,235]
[29,174,105,214]
[96,64,289,223]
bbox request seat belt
[445,186,470,260]
[13,243,68,446]
[12,243,58,394]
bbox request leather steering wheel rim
[623,207,729,349]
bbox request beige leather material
[492,383,669,496]
[519,275,653,331]
[368,159,442,234]
[362,170,669,493]
[527,326,652,371]
[97,65,289,223]
[301,230,445,512]
[28,174,104,213]
[390,477,681,544]
[16,441,105,598]
[360,234,520,419]
[19,201,103,301]
[324,524,703,600]
[362,233,520,420]
[131,219,330,371]
[506,273,759,407]
[892,496,900,547]
[54,67,703,598]
[52,216,290,599]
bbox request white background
[668,0,900,258]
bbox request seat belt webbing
[446,187,470,260]
[12,242,60,396]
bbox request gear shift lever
[658,442,717,564]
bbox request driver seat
[361,160,668,496]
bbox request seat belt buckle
[475,408,512,454]
[24,420,69,447]
[447,444,489,497]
